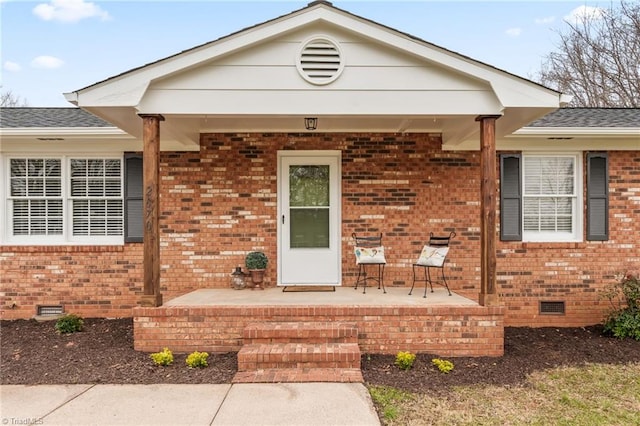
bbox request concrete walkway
[1,383,380,426]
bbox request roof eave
[512,127,640,137]
[0,127,128,137]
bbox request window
[10,158,63,236]
[501,153,587,242]
[70,159,123,237]
[6,155,128,245]
[522,155,579,241]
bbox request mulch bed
[2,318,639,393]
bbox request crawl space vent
[296,36,344,85]
[37,305,64,316]
[539,301,565,315]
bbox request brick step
[243,321,358,344]
[232,368,363,383]
[237,343,361,371]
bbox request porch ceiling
[83,108,556,151]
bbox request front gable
[65,1,564,149]
[145,23,499,116]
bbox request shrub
[55,313,84,334]
[432,358,454,373]
[150,347,174,366]
[186,351,209,368]
[245,251,268,270]
[394,351,416,370]
[602,271,640,341]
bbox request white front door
[278,151,341,286]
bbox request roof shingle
[527,108,640,128]
[0,107,113,128]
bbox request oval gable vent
[296,36,344,85]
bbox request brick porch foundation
[133,304,505,357]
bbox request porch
[133,286,505,357]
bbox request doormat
[281,286,337,292]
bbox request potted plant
[245,251,268,290]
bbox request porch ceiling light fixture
[304,117,318,131]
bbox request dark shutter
[587,152,609,241]
[124,154,143,243]
[500,154,522,241]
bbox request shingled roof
[0,107,113,128]
[1,107,639,131]
[527,108,640,128]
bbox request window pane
[45,159,61,177]
[30,200,46,216]
[105,179,121,196]
[13,217,29,235]
[73,218,88,235]
[90,200,106,216]
[11,178,26,196]
[558,177,574,194]
[45,178,62,196]
[28,159,43,177]
[88,179,104,196]
[557,216,573,232]
[107,200,123,216]
[289,165,329,207]
[557,197,572,215]
[73,200,89,216]
[90,218,106,235]
[13,200,29,216]
[31,218,47,235]
[88,159,104,176]
[49,218,63,234]
[27,179,44,196]
[290,208,329,248]
[107,218,123,235]
[71,159,87,177]
[105,160,121,176]
[71,178,87,196]
[11,159,26,177]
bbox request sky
[0,0,614,107]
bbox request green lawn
[369,362,640,426]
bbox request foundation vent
[37,305,64,316]
[297,36,344,85]
[539,301,565,315]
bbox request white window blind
[523,155,578,237]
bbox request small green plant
[368,385,413,422]
[54,313,84,334]
[186,351,209,368]
[394,351,416,370]
[150,347,174,366]
[602,271,640,341]
[245,251,268,270]
[432,358,454,373]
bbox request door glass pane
[290,209,329,248]
[289,164,330,248]
[289,165,329,207]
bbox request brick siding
[1,133,638,328]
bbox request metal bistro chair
[409,231,455,298]
[352,233,387,294]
